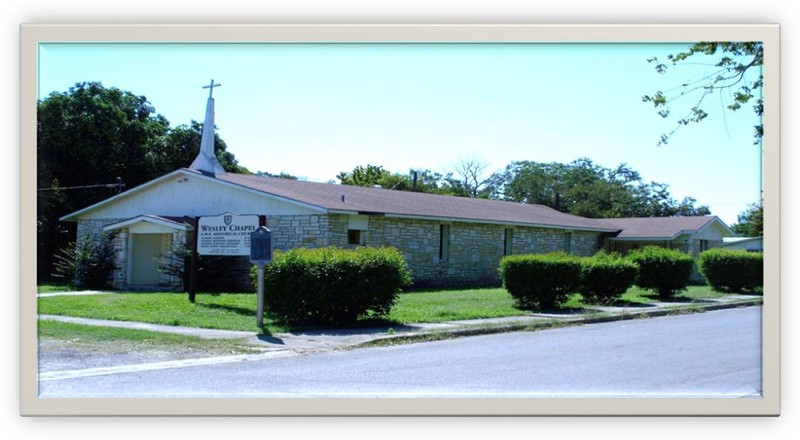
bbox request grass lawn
[37,284,737,335]
[38,320,263,354]
[37,281,76,293]
[38,292,278,333]
[388,288,527,323]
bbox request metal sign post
[250,226,273,328]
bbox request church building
[60,84,734,290]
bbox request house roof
[209,170,619,232]
[601,216,734,240]
[62,168,732,239]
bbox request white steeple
[190,80,227,175]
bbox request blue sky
[37,43,763,225]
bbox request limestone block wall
[327,214,605,288]
[266,214,331,251]
[513,228,602,257]
[76,218,126,240]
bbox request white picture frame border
[19,23,781,416]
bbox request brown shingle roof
[207,171,619,232]
[64,168,730,240]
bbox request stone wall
[267,214,331,251]
[513,228,601,257]
[327,214,605,288]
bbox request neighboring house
[59,90,735,290]
[601,216,734,257]
[722,236,764,252]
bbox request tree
[37,82,247,279]
[489,158,710,218]
[449,155,492,198]
[337,164,392,188]
[256,170,299,180]
[337,165,466,195]
[642,42,764,146]
[731,203,764,236]
[37,82,170,278]
[151,121,250,175]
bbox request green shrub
[499,252,582,310]
[697,248,763,293]
[254,246,412,326]
[627,246,694,298]
[579,252,638,303]
[52,232,117,290]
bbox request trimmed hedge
[254,246,412,326]
[579,252,638,303]
[627,246,694,298]
[499,252,582,310]
[698,248,763,293]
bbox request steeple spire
[190,80,227,175]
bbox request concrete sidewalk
[38,293,764,353]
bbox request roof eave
[60,169,187,222]
[609,236,676,242]
[340,211,619,232]
[103,215,192,232]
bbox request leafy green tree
[255,170,299,180]
[151,121,250,175]
[37,82,247,279]
[489,158,710,218]
[337,164,391,187]
[731,203,764,236]
[37,82,170,278]
[642,42,764,146]
[338,165,459,195]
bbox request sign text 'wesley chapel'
[197,213,259,256]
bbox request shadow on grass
[196,302,255,317]
[513,304,589,315]
[268,317,433,336]
[601,299,657,308]
[254,334,285,344]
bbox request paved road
[38,307,762,398]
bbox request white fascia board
[608,236,675,242]
[61,169,328,222]
[697,216,736,237]
[103,215,191,232]
[192,172,328,214]
[60,170,186,222]
[380,212,619,233]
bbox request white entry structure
[102,215,191,289]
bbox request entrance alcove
[104,215,191,290]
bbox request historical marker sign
[250,226,273,264]
[197,212,259,256]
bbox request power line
[38,177,125,193]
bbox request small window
[347,229,365,246]
[504,228,514,255]
[564,232,572,254]
[699,239,709,251]
[439,224,450,261]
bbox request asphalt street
[38,306,762,399]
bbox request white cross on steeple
[203,79,222,99]
[190,80,227,175]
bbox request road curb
[349,298,764,349]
